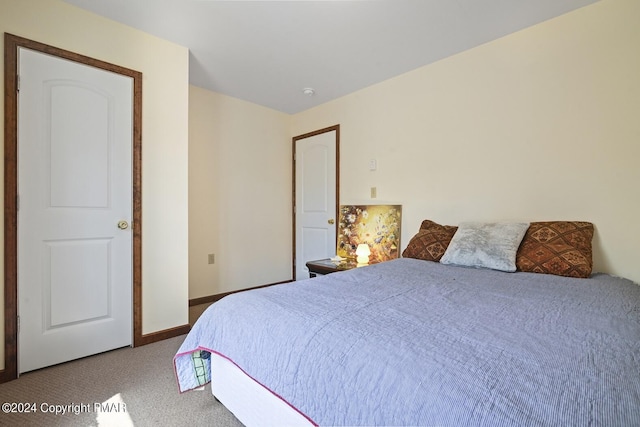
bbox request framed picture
[337,205,402,263]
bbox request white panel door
[295,130,337,280]
[18,48,133,373]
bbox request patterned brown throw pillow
[516,221,594,278]
[402,220,458,262]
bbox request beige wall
[0,0,190,367]
[189,86,292,298]
[292,0,640,284]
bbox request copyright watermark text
[2,401,127,415]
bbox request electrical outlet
[371,187,377,198]
[208,254,215,264]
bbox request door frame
[292,124,340,280]
[2,33,143,382]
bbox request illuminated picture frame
[336,205,402,263]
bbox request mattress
[210,351,313,426]
[175,258,640,426]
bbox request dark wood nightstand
[304,258,384,278]
[306,258,358,278]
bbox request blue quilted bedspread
[174,258,640,426]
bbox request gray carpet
[0,335,244,426]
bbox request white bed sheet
[210,351,315,427]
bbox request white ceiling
[61,0,598,114]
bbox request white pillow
[440,222,530,272]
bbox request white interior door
[294,129,337,280]
[18,48,133,373]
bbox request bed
[174,220,640,426]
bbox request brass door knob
[328,219,335,225]
[117,220,129,230]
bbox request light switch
[369,159,377,171]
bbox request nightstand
[305,258,357,278]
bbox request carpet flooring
[0,335,244,427]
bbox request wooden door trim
[292,124,340,280]
[2,33,143,382]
